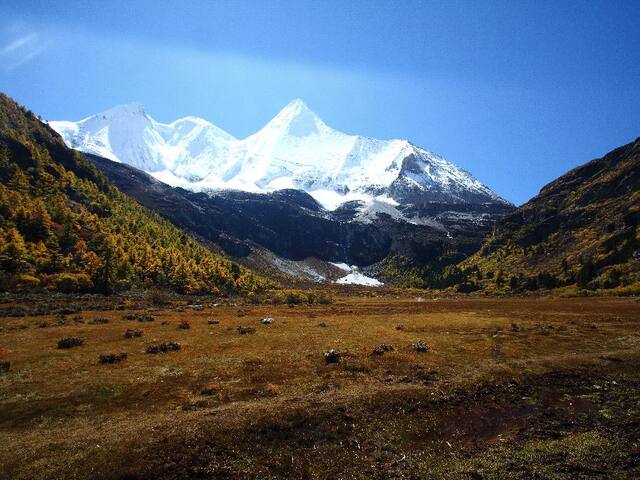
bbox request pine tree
[91,232,118,294]
[0,227,28,273]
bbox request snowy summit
[50,99,510,211]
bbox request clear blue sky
[1,0,638,205]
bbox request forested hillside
[0,93,271,294]
[461,138,640,294]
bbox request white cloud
[0,31,45,71]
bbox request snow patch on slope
[331,263,383,286]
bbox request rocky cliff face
[87,153,506,279]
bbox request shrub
[98,353,127,364]
[237,326,256,335]
[145,342,181,354]
[455,282,479,293]
[372,344,395,356]
[316,291,333,305]
[124,328,143,338]
[122,313,155,322]
[57,336,84,349]
[59,307,80,315]
[15,274,40,291]
[0,360,10,372]
[285,291,307,305]
[148,288,171,306]
[412,340,429,352]
[207,319,220,325]
[89,317,109,325]
[49,273,93,293]
[247,292,260,305]
[269,289,334,305]
[178,320,190,330]
[324,349,341,364]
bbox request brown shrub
[57,337,84,349]
[324,349,341,364]
[98,353,127,364]
[372,344,395,356]
[122,313,155,322]
[145,342,181,354]
[124,328,143,338]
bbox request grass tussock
[98,353,127,364]
[56,336,84,349]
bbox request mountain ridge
[50,100,511,212]
[460,137,640,293]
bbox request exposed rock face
[87,154,511,273]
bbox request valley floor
[1,294,639,479]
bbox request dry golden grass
[1,294,639,479]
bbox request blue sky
[0,0,638,205]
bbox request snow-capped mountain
[50,99,510,212]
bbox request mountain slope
[86,153,495,279]
[462,138,640,293]
[50,99,511,212]
[0,92,270,294]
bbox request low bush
[89,317,110,325]
[148,288,171,306]
[269,289,334,306]
[48,273,93,293]
[178,320,190,330]
[57,337,84,349]
[124,328,143,338]
[412,340,429,352]
[98,353,127,364]
[324,349,341,364]
[14,274,40,291]
[145,342,181,354]
[122,313,155,322]
[372,344,395,356]
[237,326,256,335]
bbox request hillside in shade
[0,92,271,294]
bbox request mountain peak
[283,98,312,113]
[52,102,510,210]
[265,98,330,137]
[94,102,149,122]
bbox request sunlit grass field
[1,294,639,479]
